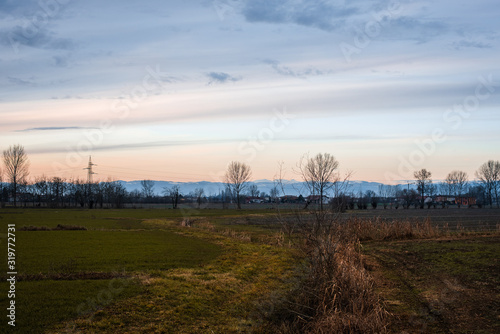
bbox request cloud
[0,25,75,51]
[16,126,95,132]
[28,138,239,155]
[263,59,332,78]
[206,72,241,84]
[452,39,492,50]
[0,0,38,16]
[28,133,391,155]
[383,16,448,43]
[52,54,71,67]
[0,0,74,52]
[8,76,36,86]
[241,0,358,31]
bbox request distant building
[435,195,476,206]
[279,195,299,203]
[435,195,455,203]
[456,197,477,206]
[306,195,329,204]
[245,196,264,204]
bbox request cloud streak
[263,59,332,78]
[452,39,492,50]
[241,0,358,31]
[16,126,96,132]
[206,72,241,84]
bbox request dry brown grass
[20,224,87,231]
[344,217,444,241]
[263,213,454,333]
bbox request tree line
[1,144,499,209]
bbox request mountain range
[118,180,410,197]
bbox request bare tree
[141,179,155,202]
[164,185,180,209]
[0,167,3,208]
[475,160,500,208]
[438,181,449,196]
[107,180,127,208]
[49,177,66,208]
[194,187,205,209]
[2,144,30,207]
[414,168,432,209]
[33,175,48,207]
[445,171,468,208]
[378,184,387,208]
[248,184,260,197]
[270,186,279,203]
[298,153,339,211]
[224,161,252,209]
[426,184,437,208]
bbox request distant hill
[118,179,408,197]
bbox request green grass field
[0,208,498,333]
[0,208,296,333]
[7,230,222,275]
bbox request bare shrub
[54,224,87,231]
[181,218,193,227]
[264,209,458,333]
[20,225,51,231]
[220,228,252,242]
[265,211,389,333]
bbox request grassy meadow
[0,207,498,333]
[0,208,296,333]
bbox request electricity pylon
[84,156,97,184]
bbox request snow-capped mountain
[118,179,403,196]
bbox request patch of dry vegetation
[262,212,459,333]
[343,217,443,241]
[20,224,87,231]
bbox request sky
[1,0,499,184]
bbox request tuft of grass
[20,224,87,231]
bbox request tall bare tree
[224,161,252,209]
[248,184,259,197]
[414,168,432,208]
[194,187,205,209]
[299,153,339,211]
[33,175,48,207]
[164,185,180,209]
[475,160,500,208]
[3,144,30,207]
[141,179,155,201]
[0,167,3,208]
[445,170,468,208]
[49,176,66,208]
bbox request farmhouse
[279,195,299,203]
[435,195,477,206]
[306,195,329,204]
[245,196,264,204]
